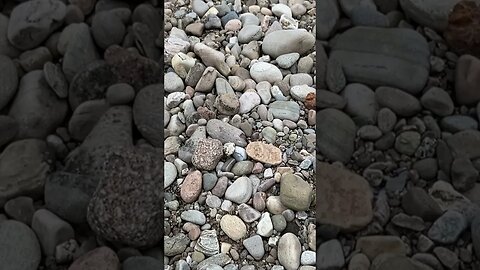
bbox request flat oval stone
[262,29,315,58]
[246,142,282,165]
[0,220,41,270]
[220,214,247,241]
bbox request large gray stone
[399,0,462,31]
[330,26,430,94]
[262,29,315,58]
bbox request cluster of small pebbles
[0,0,168,269]
[164,0,316,269]
[317,0,480,270]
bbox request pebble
[220,215,247,241]
[181,210,207,225]
[250,62,283,84]
[279,174,313,211]
[180,170,203,203]
[243,235,265,260]
[224,176,253,204]
[277,233,301,270]
[0,220,41,270]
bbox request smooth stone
[455,54,480,106]
[4,196,35,225]
[9,70,67,139]
[165,72,185,92]
[290,85,315,102]
[399,0,461,31]
[8,0,66,50]
[420,87,454,116]
[43,62,68,98]
[239,91,261,114]
[180,170,203,203]
[0,139,51,207]
[44,172,96,224]
[317,162,373,232]
[181,210,206,225]
[122,256,163,270]
[428,210,467,244]
[243,235,265,260]
[238,203,261,223]
[194,42,230,76]
[224,176,253,204]
[91,10,126,49]
[68,99,109,141]
[317,0,340,39]
[0,14,20,57]
[277,233,301,270]
[276,53,300,69]
[32,209,74,256]
[220,215,247,241]
[206,119,247,146]
[394,131,421,156]
[164,162,177,188]
[269,101,300,122]
[60,23,99,81]
[356,236,407,260]
[280,174,313,211]
[106,83,135,105]
[446,130,480,159]
[318,239,345,269]
[262,29,315,58]
[402,187,443,221]
[250,62,283,84]
[440,115,478,133]
[245,142,282,165]
[0,115,18,148]
[330,27,429,94]
[69,247,120,270]
[238,25,262,43]
[342,83,377,125]
[317,109,356,163]
[376,86,422,117]
[451,156,478,191]
[133,84,163,147]
[0,220,41,270]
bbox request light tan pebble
[246,141,282,165]
[261,7,273,15]
[220,215,247,241]
[225,19,242,31]
[266,196,288,214]
[221,242,232,254]
[291,3,307,17]
[248,5,261,13]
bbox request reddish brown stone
[68,247,120,270]
[445,0,480,58]
[180,170,202,203]
[304,92,316,110]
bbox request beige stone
[246,142,282,165]
[220,215,247,241]
[317,162,373,232]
